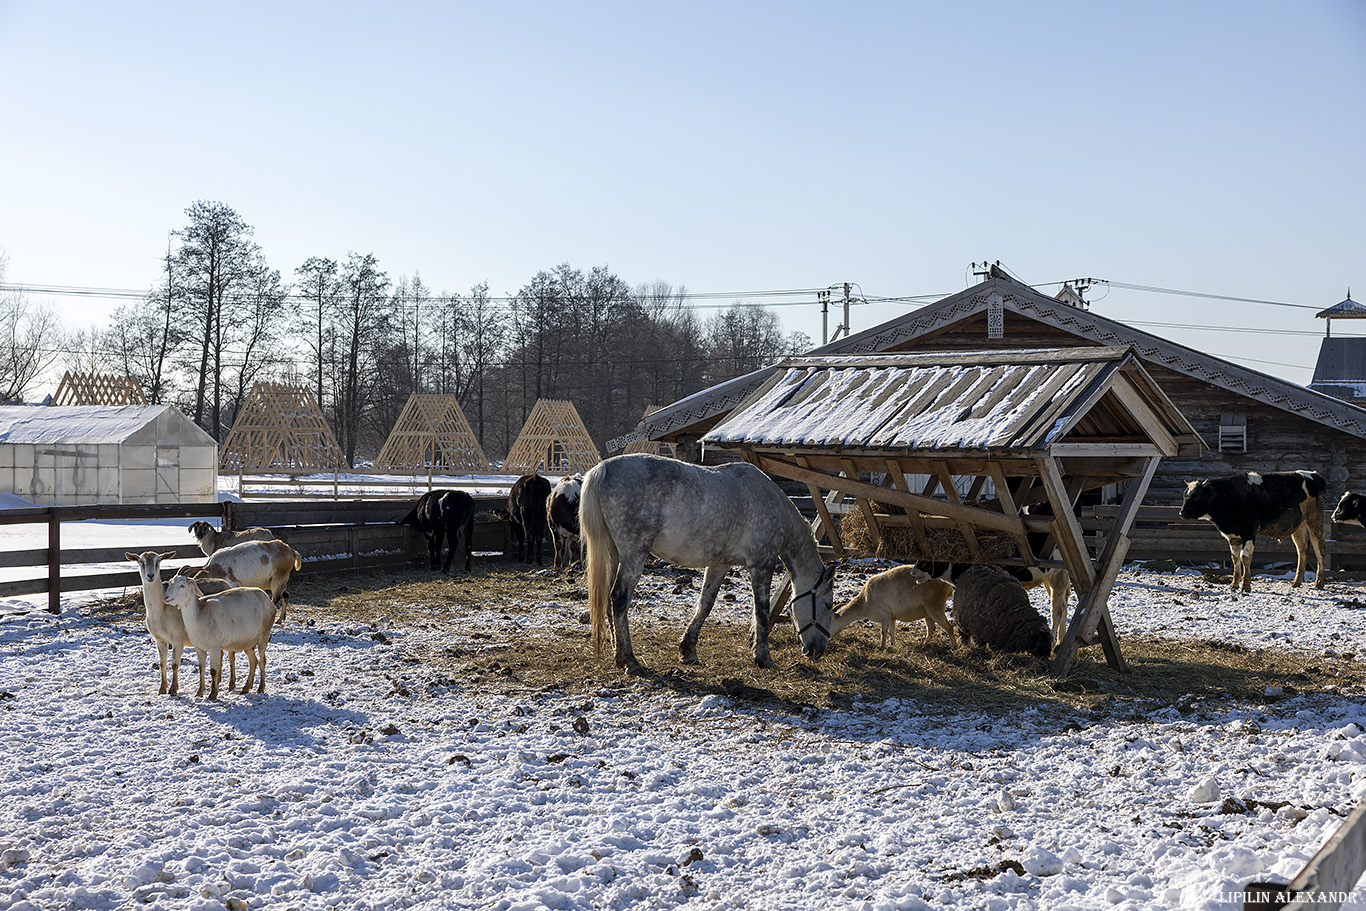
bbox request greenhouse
[0,405,218,506]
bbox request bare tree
[329,252,390,466]
[0,253,65,403]
[175,201,263,437]
[294,256,339,411]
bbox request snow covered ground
[4,518,1366,909]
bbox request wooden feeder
[701,346,1204,677]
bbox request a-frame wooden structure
[502,398,601,475]
[702,347,1204,677]
[374,394,491,474]
[51,371,147,406]
[219,383,347,474]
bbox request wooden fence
[0,496,512,614]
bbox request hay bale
[839,504,1017,563]
[952,564,1052,659]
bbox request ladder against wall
[503,398,601,476]
[51,371,148,406]
[219,383,347,474]
[374,394,491,474]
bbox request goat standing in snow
[127,551,237,696]
[193,539,303,622]
[163,575,276,699]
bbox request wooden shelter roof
[703,347,1202,459]
[613,273,1366,450]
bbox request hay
[839,503,1017,563]
[84,565,1365,728]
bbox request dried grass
[88,564,1365,726]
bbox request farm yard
[3,515,1366,909]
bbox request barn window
[1218,413,1247,452]
[987,293,1004,339]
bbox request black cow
[1179,470,1327,592]
[1333,491,1366,527]
[398,489,476,574]
[509,473,553,565]
[545,474,583,571]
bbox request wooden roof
[615,273,1366,448]
[219,383,347,474]
[703,347,1201,459]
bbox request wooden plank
[1244,796,1366,910]
[1107,374,1180,455]
[750,453,1028,536]
[930,461,980,561]
[1035,457,1095,590]
[885,459,933,556]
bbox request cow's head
[1180,479,1216,521]
[1333,491,1365,528]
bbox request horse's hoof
[679,653,699,665]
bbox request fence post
[47,509,60,614]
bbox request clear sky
[1,1,1362,386]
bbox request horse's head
[793,562,837,660]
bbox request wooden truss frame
[374,394,491,474]
[219,383,346,474]
[503,399,601,475]
[51,371,147,406]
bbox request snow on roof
[703,347,1164,453]
[0,405,206,445]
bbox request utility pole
[822,282,859,343]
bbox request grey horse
[581,453,836,674]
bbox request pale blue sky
[1,1,1362,385]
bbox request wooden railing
[230,474,565,500]
[0,497,512,614]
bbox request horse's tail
[580,466,615,659]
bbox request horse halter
[793,583,829,642]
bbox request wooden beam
[1035,457,1096,592]
[749,453,1029,537]
[931,461,981,561]
[1051,457,1159,677]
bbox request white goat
[197,539,303,622]
[163,575,276,699]
[188,520,277,557]
[126,551,237,695]
[829,565,958,648]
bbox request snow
[5,521,1366,908]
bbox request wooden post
[1245,794,1366,910]
[47,509,60,614]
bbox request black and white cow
[1333,491,1366,528]
[545,474,583,572]
[398,489,476,574]
[1179,470,1328,592]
